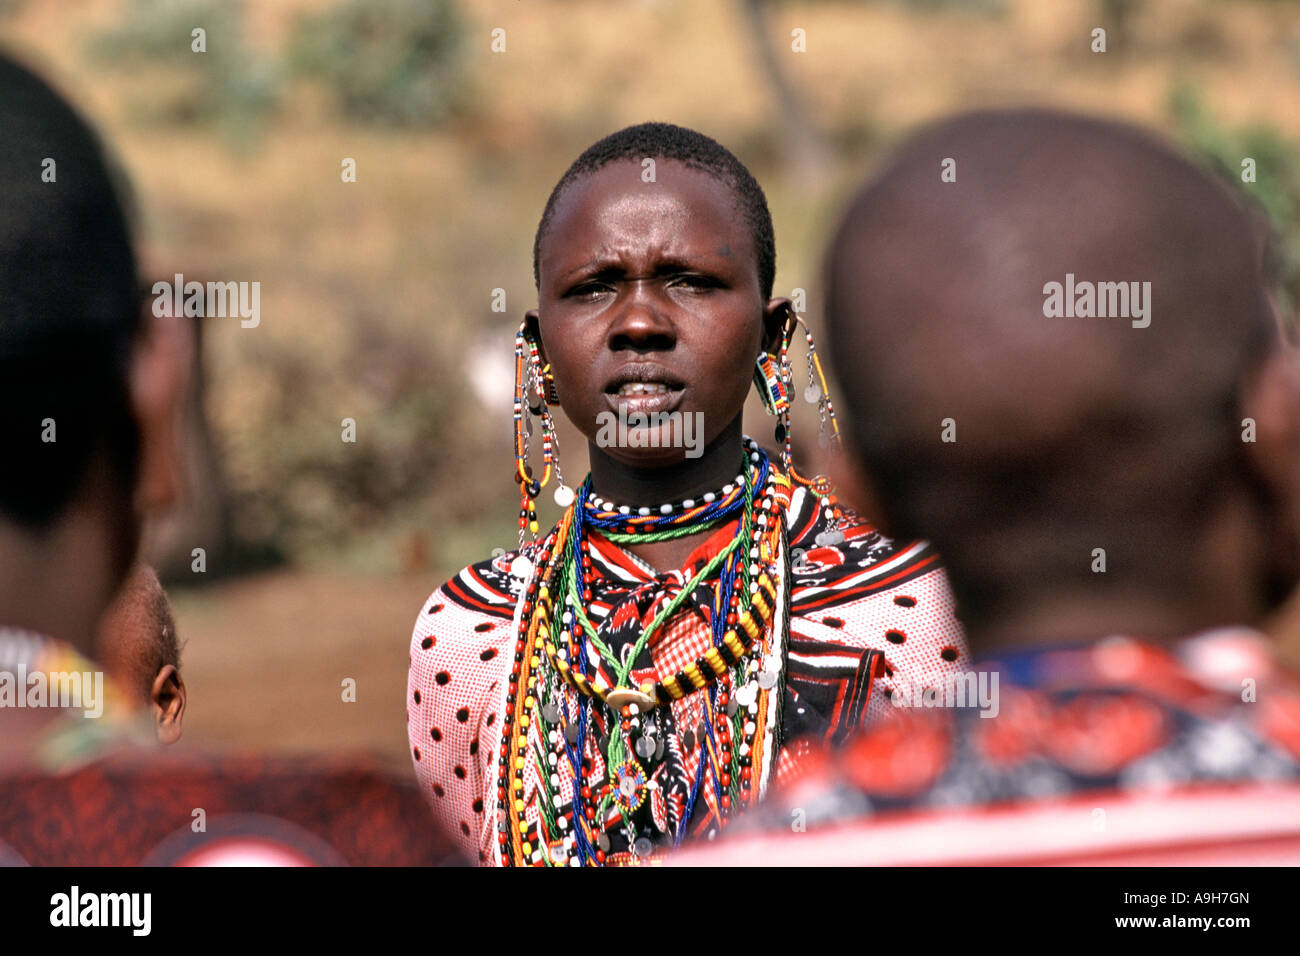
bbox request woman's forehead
[542,160,750,267]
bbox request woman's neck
[585,418,750,573]
[586,418,747,509]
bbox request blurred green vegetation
[289,0,468,127]
[1171,84,1300,331]
[85,0,280,138]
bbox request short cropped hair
[533,122,776,299]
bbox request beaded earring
[752,310,842,472]
[513,323,573,549]
[753,314,794,469]
[794,313,842,451]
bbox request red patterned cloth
[407,471,969,864]
[671,629,1300,865]
[0,753,464,866]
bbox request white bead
[638,507,651,516]
[703,492,715,503]
[509,556,533,578]
[660,504,673,514]
[683,499,694,509]
[723,484,734,495]
[619,505,630,514]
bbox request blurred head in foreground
[672,110,1300,866]
[826,108,1300,649]
[96,564,185,743]
[0,50,189,654]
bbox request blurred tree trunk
[735,0,832,185]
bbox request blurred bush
[86,0,279,136]
[1171,85,1300,333]
[289,0,468,128]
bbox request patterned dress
[673,629,1300,865]
[407,469,969,865]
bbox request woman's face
[529,159,786,468]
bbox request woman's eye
[568,282,611,299]
[673,275,716,291]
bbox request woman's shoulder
[785,491,945,593]
[408,546,533,662]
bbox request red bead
[721,795,731,809]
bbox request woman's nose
[607,286,676,352]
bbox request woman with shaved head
[406,122,969,866]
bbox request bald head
[826,109,1295,637]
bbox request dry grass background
[2,0,1297,762]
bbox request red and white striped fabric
[407,475,969,864]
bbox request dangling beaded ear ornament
[513,324,574,563]
[793,312,847,546]
[793,312,842,451]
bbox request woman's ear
[524,309,546,363]
[761,297,793,355]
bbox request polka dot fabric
[407,479,969,864]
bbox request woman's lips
[603,384,684,416]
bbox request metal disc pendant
[804,384,821,404]
[597,832,611,852]
[635,735,656,759]
[540,702,561,724]
[654,734,665,761]
[682,728,696,752]
[564,722,580,745]
[553,484,575,508]
[824,529,844,546]
[757,669,778,690]
[633,837,654,859]
[509,555,533,578]
[725,698,739,717]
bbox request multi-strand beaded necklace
[496,437,792,866]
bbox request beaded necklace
[496,439,791,866]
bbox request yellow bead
[515,756,526,769]
[529,520,539,533]
[515,799,525,813]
